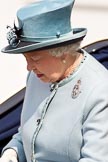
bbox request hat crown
[17,0,75,38]
[2,0,87,54]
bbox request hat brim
[1,28,87,54]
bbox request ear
[60,53,68,64]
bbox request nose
[26,58,35,71]
[27,63,34,71]
[27,61,35,71]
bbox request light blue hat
[1,0,87,54]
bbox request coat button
[37,119,41,125]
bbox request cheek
[46,62,61,73]
[45,63,64,80]
[37,59,64,79]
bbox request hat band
[20,31,73,42]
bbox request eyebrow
[31,55,42,60]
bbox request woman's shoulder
[82,50,108,82]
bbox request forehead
[23,49,50,58]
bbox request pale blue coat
[3,51,108,162]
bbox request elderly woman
[1,0,108,162]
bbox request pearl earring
[62,60,66,64]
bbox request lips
[33,70,44,78]
[37,74,44,78]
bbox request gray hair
[48,41,82,57]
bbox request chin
[39,77,51,83]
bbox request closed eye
[31,57,41,64]
[31,55,41,61]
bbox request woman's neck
[61,52,84,80]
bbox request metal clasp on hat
[56,31,61,38]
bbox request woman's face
[23,50,67,83]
